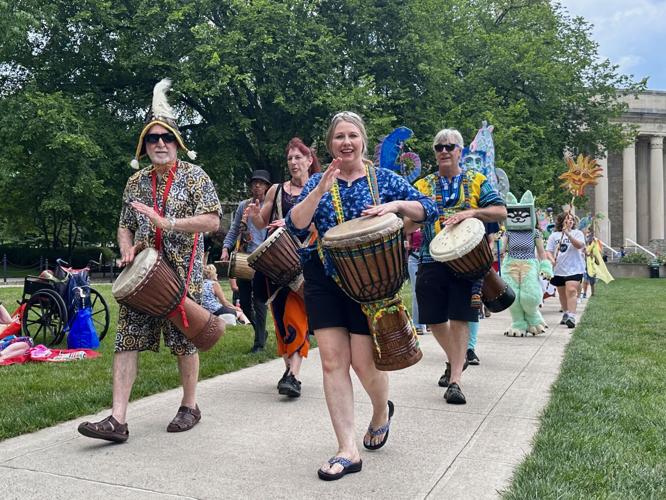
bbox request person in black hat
[221,169,271,352]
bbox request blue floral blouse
[285,167,437,275]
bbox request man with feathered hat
[78,79,221,442]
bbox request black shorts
[550,274,583,287]
[415,262,479,324]
[213,305,237,316]
[302,258,370,335]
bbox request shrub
[0,246,116,267]
[620,252,649,264]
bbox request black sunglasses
[145,133,177,144]
[434,143,458,153]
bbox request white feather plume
[152,78,176,120]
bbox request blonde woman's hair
[325,111,368,157]
[204,264,217,280]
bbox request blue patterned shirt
[285,167,437,275]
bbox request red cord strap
[150,161,198,328]
[167,233,198,328]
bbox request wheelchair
[20,259,110,346]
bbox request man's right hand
[120,243,143,267]
[221,248,230,262]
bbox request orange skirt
[270,287,310,358]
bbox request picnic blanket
[0,343,100,366]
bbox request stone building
[591,90,666,250]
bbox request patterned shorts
[114,304,197,356]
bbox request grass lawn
[0,281,284,441]
[504,278,666,499]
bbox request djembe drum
[227,251,255,280]
[247,227,303,292]
[322,213,422,371]
[429,217,514,312]
[112,248,225,351]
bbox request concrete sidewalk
[0,299,582,499]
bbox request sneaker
[277,368,289,390]
[444,383,466,404]
[466,348,480,365]
[415,327,424,335]
[278,373,301,398]
[438,360,469,387]
[565,316,576,329]
[560,313,569,325]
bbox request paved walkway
[0,299,583,499]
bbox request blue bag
[67,307,100,350]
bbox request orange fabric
[272,290,309,358]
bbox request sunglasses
[145,133,177,144]
[434,143,459,153]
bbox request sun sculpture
[559,154,604,197]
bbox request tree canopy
[0,0,644,248]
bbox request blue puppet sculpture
[374,126,421,183]
[501,191,554,337]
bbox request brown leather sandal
[166,405,201,433]
[77,415,129,443]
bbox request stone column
[594,153,610,244]
[622,142,637,243]
[650,135,665,240]
[636,141,650,244]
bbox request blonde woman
[202,265,250,325]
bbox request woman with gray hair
[286,111,437,480]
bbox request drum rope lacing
[151,161,198,328]
[320,164,418,358]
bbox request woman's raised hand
[315,158,342,196]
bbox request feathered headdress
[130,78,197,169]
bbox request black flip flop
[363,400,394,450]
[317,456,363,481]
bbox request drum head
[429,218,485,262]
[247,227,285,265]
[323,213,402,243]
[112,247,159,299]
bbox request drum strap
[166,235,199,328]
[151,161,198,328]
[151,161,178,252]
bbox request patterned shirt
[119,160,221,302]
[285,167,437,275]
[413,169,505,263]
[506,230,542,260]
[202,280,223,313]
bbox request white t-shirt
[546,229,585,276]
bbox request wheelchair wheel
[22,289,68,346]
[88,288,110,341]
